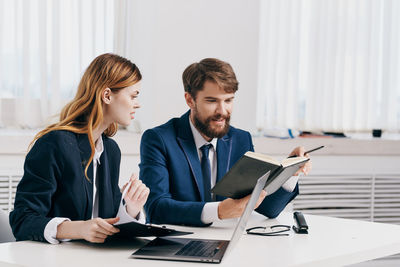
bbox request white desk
[1,212,400,267]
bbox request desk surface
[1,212,400,267]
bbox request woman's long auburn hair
[30,53,142,179]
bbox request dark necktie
[200,144,213,202]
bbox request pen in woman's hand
[121,180,133,200]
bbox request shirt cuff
[44,217,71,244]
[201,202,221,224]
[282,176,299,192]
[116,201,146,224]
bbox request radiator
[0,172,22,213]
[293,174,400,224]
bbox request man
[139,58,310,226]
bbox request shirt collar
[93,136,104,165]
[189,115,218,150]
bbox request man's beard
[193,108,231,139]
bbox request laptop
[131,171,270,263]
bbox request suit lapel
[216,134,232,201]
[176,111,205,201]
[97,139,113,218]
[77,133,94,219]
[216,135,232,183]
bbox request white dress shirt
[188,119,298,224]
[44,137,144,244]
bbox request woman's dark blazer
[9,130,122,241]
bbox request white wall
[121,0,260,133]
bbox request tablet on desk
[115,180,192,238]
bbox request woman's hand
[122,174,150,219]
[288,146,312,176]
[57,217,120,243]
[79,217,120,243]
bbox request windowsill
[0,129,142,155]
[253,135,400,156]
[0,129,399,156]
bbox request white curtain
[0,0,114,128]
[257,0,400,132]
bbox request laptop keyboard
[175,240,222,257]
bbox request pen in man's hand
[288,145,324,158]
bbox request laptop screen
[224,171,270,255]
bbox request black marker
[288,145,324,158]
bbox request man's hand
[217,190,267,220]
[288,146,312,175]
[122,174,150,218]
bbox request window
[0,0,114,128]
[257,0,400,132]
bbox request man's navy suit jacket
[140,111,299,226]
[9,131,122,241]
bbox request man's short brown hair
[182,58,239,99]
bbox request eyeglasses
[246,224,291,236]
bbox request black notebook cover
[114,221,193,238]
[211,154,309,199]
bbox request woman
[9,53,149,244]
